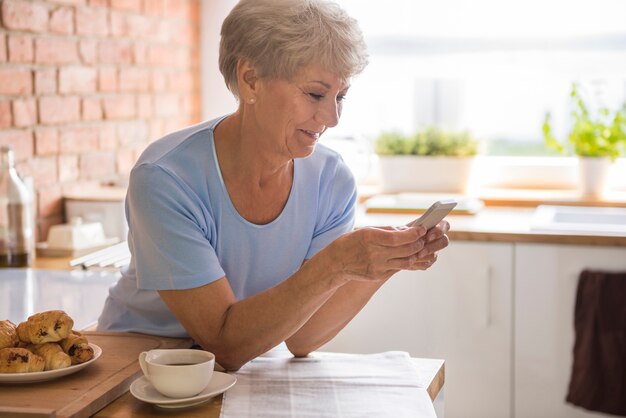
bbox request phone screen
[410,200,457,230]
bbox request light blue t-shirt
[97,116,357,337]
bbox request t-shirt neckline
[209,116,297,229]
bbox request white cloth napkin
[220,351,436,418]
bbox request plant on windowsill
[542,83,626,198]
[374,127,480,193]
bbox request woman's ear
[236,59,258,100]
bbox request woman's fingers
[386,252,438,271]
[362,225,427,248]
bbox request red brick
[132,42,147,64]
[98,123,117,150]
[0,34,6,62]
[12,99,38,127]
[119,68,150,92]
[171,72,194,92]
[59,66,97,94]
[98,40,132,64]
[78,39,98,64]
[49,7,75,34]
[116,147,136,175]
[34,127,59,155]
[76,7,109,36]
[0,68,32,95]
[35,68,57,94]
[109,12,127,37]
[98,67,118,92]
[82,97,102,121]
[137,94,152,118]
[102,94,135,119]
[126,14,151,38]
[163,0,189,19]
[35,38,79,64]
[143,0,160,15]
[116,120,147,145]
[155,93,179,117]
[59,125,100,153]
[1,0,48,33]
[7,34,34,63]
[182,93,200,116]
[37,185,63,218]
[31,156,58,188]
[0,129,34,160]
[51,0,87,5]
[174,49,193,69]
[39,96,81,124]
[148,44,176,66]
[79,151,116,180]
[110,0,142,11]
[0,101,12,128]
[58,154,79,182]
[149,118,164,140]
[151,71,167,91]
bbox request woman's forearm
[161,252,346,371]
[284,276,388,356]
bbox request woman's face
[252,65,350,160]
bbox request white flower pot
[578,156,611,199]
[377,155,475,193]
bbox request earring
[248,97,256,104]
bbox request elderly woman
[98,0,450,371]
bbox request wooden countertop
[358,206,626,247]
[17,259,444,417]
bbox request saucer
[130,371,237,409]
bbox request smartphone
[409,199,458,230]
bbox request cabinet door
[515,244,626,418]
[321,242,514,418]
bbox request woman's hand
[324,220,451,284]
[412,220,450,270]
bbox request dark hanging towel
[566,269,626,416]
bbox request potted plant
[374,127,480,193]
[543,83,626,198]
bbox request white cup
[138,349,215,398]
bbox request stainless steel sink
[531,205,626,234]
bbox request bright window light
[329,0,626,157]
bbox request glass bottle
[0,146,34,267]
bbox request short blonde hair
[219,0,368,99]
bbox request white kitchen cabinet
[514,244,626,418]
[321,242,514,418]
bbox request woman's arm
[159,224,425,371]
[285,221,450,356]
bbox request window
[331,0,626,157]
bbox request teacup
[138,349,215,398]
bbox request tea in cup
[138,349,215,398]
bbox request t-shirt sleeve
[126,163,226,290]
[305,156,357,259]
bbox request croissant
[59,332,94,364]
[17,310,74,344]
[27,343,71,371]
[0,320,18,350]
[0,347,45,373]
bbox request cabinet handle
[482,265,492,328]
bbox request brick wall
[0,0,201,240]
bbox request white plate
[0,343,102,384]
[130,371,237,409]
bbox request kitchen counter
[358,206,626,247]
[1,260,445,417]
